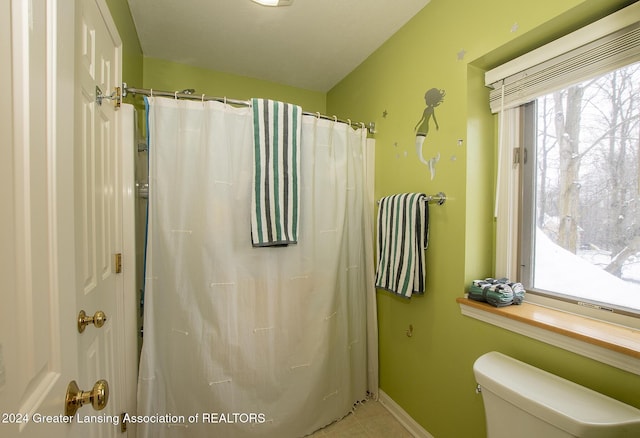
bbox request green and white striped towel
[251,98,302,247]
[375,193,429,298]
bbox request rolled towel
[469,281,514,307]
[510,282,526,304]
[468,277,526,307]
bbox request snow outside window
[520,62,640,318]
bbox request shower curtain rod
[122,84,376,134]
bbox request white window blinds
[485,2,640,113]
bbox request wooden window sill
[456,297,640,375]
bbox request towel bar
[377,192,446,206]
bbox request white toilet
[473,351,640,438]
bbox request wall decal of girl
[414,88,445,178]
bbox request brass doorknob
[65,379,109,416]
[77,310,107,333]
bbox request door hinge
[114,253,122,274]
[120,412,128,433]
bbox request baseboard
[377,389,434,438]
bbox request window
[520,63,640,317]
[487,2,640,326]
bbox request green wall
[105,0,143,104]
[328,0,640,437]
[142,57,326,114]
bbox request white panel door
[0,1,129,437]
[74,0,126,436]
[0,0,80,437]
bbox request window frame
[517,87,640,324]
[488,3,640,331]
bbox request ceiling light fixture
[251,0,293,6]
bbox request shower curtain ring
[202,94,205,104]
[150,89,153,97]
[174,91,178,100]
[316,112,321,119]
[347,119,351,128]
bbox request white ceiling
[126,0,430,92]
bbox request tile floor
[308,400,413,437]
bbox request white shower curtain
[137,97,377,438]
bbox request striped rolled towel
[375,193,429,298]
[251,98,302,247]
[468,278,526,307]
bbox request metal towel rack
[424,192,446,205]
[377,192,446,206]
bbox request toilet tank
[473,351,640,438]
